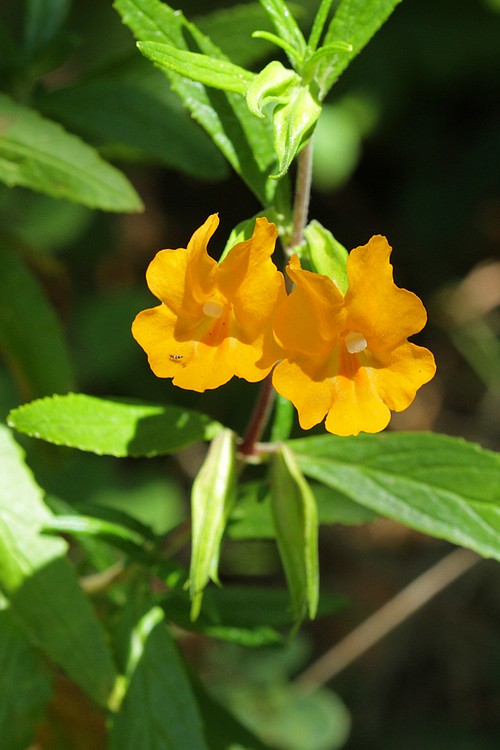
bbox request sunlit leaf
[0,425,117,707]
[8,393,222,457]
[290,432,500,559]
[0,93,142,212]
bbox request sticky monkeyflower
[272,236,436,436]
[132,214,286,392]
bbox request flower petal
[345,236,428,352]
[273,255,344,356]
[273,359,333,430]
[145,214,218,318]
[368,341,437,412]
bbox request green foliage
[8,393,222,457]
[302,220,348,292]
[109,607,208,749]
[271,444,319,621]
[36,58,228,180]
[0,602,53,750]
[1,0,499,746]
[0,239,74,400]
[114,0,290,211]
[190,429,237,619]
[0,425,118,708]
[0,94,142,212]
[289,432,500,560]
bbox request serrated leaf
[8,393,222,457]
[114,0,290,211]
[289,432,500,560]
[0,239,73,400]
[36,58,228,180]
[318,0,402,97]
[109,606,208,750]
[0,603,53,750]
[0,425,118,707]
[0,93,142,211]
[138,42,255,94]
[190,429,237,619]
[270,444,319,621]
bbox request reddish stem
[239,372,276,456]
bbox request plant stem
[240,141,315,456]
[239,373,276,456]
[288,137,314,252]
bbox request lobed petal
[368,341,437,412]
[145,214,218,320]
[273,358,334,430]
[273,255,344,356]
[345,236,428,353]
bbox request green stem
[240,141,315,456]
[288,137,314,252]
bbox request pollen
[344,331,368,354]
[203,298,225,319]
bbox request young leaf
[109,607,209,750]
[0,603,53,750]
[114,0,290,211]
[257,0,307,68]
[317,0,402,97]
[246,60,321,179]
[0,239,74,400]
[289,432,500,560]
[137,42,255,94]
[303,219,348,293]
[189,429,237,620]
[0,425,118,708]
[8,393,222,457]
[0,93,143,212]
[270,444,319,621]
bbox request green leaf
[43,515,152,556]
[0,602,53,750]
[24,0,71,58]
[270,445,319,621]
[0,93,142,212]
[36,58,228,180]
[0,425,118,707]
[289,432,500,560]
[303,219,348,293]
[109,606,209,750]
[257,0,307,68]
[318,0,402,97]
[228,480,375,540]
[247,60,321,179]
[137,42,255,94]
[8,393,222,457]
[114,0,290,211]
[190,429,237,619]
[196,3,278,68]
[0,240,74,400]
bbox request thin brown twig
[294,547,481,694]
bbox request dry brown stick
[294,547,481,693]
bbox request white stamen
[203,299,224,318]
[345,331,368,354]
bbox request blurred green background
[1,1,499,748]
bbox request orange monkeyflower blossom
[132,214,286,392]
[272,235,436,436]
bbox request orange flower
[132,214,286,392]
[272,236,436,436]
